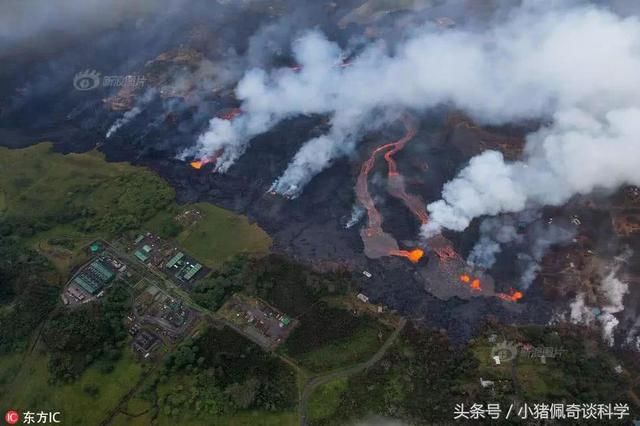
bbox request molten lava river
[355,115,427,263]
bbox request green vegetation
[308,378,348,422]
[175,202,271,268]
[192,255,248,310]
[307,324,478,426]
[192,254,387,372]
[0,143,270,271]
[469,325,634,404]
[0,189,6,214]
[283,304,389,373]
[0,236,59,353]
[0,143,173,240]
[43,280,131,382]
[307,323,640,425]
[0,349,145,426]
[137,326,297,424]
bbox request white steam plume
[468,212,576,289]
[568,251,631,346]
[185,3,640,206]
[424,108,640,236]
[180,31,344,169]
[105,90,156,139]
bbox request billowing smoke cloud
[468,211,576,289]
[424,108,640,235]
[568,251,631,346]
[185,3,640,207]
[180,31,346,171]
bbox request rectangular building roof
[183,263,202,280]
[134,250,149,262]
[166,252,184,269]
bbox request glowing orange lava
[458,273,482,291]
[355,116,429,263]
[390,248,424,263]
[497,289,524,302]
[190,159,210,169]
[189,109,241,171]
[471,279,481,291]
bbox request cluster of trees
[77,173,175,235]
[0,234,59,353]
[3,171,175,239]
[514,325,631,402]
[193,254,352,315]
[144,327,297,420]
[313,324,479,425]
[192,256,249,311]
[43,281,131,382]
[157,215,183,239]
[283,301,373,353]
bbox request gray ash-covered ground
[2,0,638,344]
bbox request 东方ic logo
[5,410,19,425]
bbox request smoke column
[468,212,576,289]
[105,90,156,139]
[185,3,640,217]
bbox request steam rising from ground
[106,90,157,139]
[468,212,576,289]
[186,3,640,214]
[567,251,631,346]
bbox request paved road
[299,318,407,426]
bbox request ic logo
[73,69,102,91]
[4,410,19,425]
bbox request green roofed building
[166,252,184,269]
[280,316,291,326]
[73,259,115,295]
[134,250,149,262]
[183,263,202,280]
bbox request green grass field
[293,325,386,373]
[176,202,271,268]
[0,143,270,271]
[282,304,390,373]
[0,143,150,222]
[0,189,6,214]
[308,378,348,422]
[0,348,144,425]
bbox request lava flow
[390,248,425,264]
[189,148,223,170]
[190,158,211,169]
[459,273,482,291]
[189,110,240,170]
[356,116,426,262]
[497,288,524,302]
[384,117,429,224]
